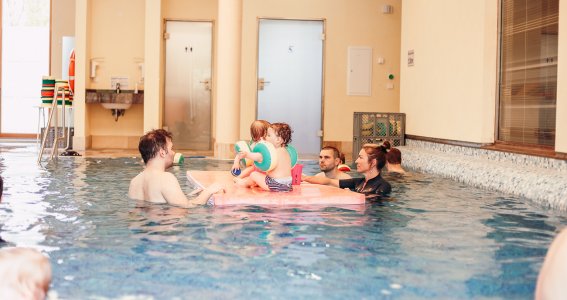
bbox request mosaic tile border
[405,139,567,172]
[400,139,567,211]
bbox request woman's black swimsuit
[339,174,391,201]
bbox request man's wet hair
[321,146,340,159]
[322,146,347,164]
[386,148,402,164]
[138,129,173,164]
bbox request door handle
[200,79,211,91]
[258,78,271,91]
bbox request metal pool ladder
[37,83,73,164]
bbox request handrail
[37,83,71,164]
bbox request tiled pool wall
[399,139,567,211]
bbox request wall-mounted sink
[101,103,132,110]
[85,89,144,105]
[101,103,132,121]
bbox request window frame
[495,0,559,150]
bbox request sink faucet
[116,82,121,94]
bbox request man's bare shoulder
[144,170,179,188]
[128,172,145,200]
[130,172,144,184]
[136,169,177,181]
[160,171,179,181]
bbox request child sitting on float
[235,123,295,192]
[231,120,271,178]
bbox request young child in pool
[0,247,52,300]
[235,122,293,192]
[231,120,270,179]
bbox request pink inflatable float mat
[186,171,365,207]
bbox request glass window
[498,0,558,147]
[1,0,50,134]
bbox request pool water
[0,143,566,299]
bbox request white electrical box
[347,47,373,96]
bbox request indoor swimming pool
[0,142,565,299]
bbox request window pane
[1,0,50,134]
[498,0,558,146]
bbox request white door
[257,19,323,155]
[164,21,212,150]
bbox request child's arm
[238,166,255,178]
[239,151,263,163]
[231,155,241,171]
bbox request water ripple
[0,144,565,299]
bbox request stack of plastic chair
[41,76,55,106]
[55,79,73,106]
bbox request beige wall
[54,0,147,148]
[164,0,217,19]
[63,0,401,150]
[88,0,145,90]
[12,0,567,154]
[215,0,241,152]
[86,0,145,144]
[240,0,402,143]
[71,0,90,150]
[400,0,567,153]
[143,0,163,133]
[556,0,567,153]
[400,0,498,144]
[70,0,219,148]
[50,0,75,79]
[89,104,143,136]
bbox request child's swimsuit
[265,176,293,192]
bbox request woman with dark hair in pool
[303,144,391,200]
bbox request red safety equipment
[68,49,75,94]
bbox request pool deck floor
[0,137,212,158]
[1,138,319,160]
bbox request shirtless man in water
[536,227,567,300]
[315,146,351,180]
[129,129,224,208]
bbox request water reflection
[467,197,564,298]
[128,201,188,244]
[0,144,56,250]
[127,202,368,255]
[1,143,567,299]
